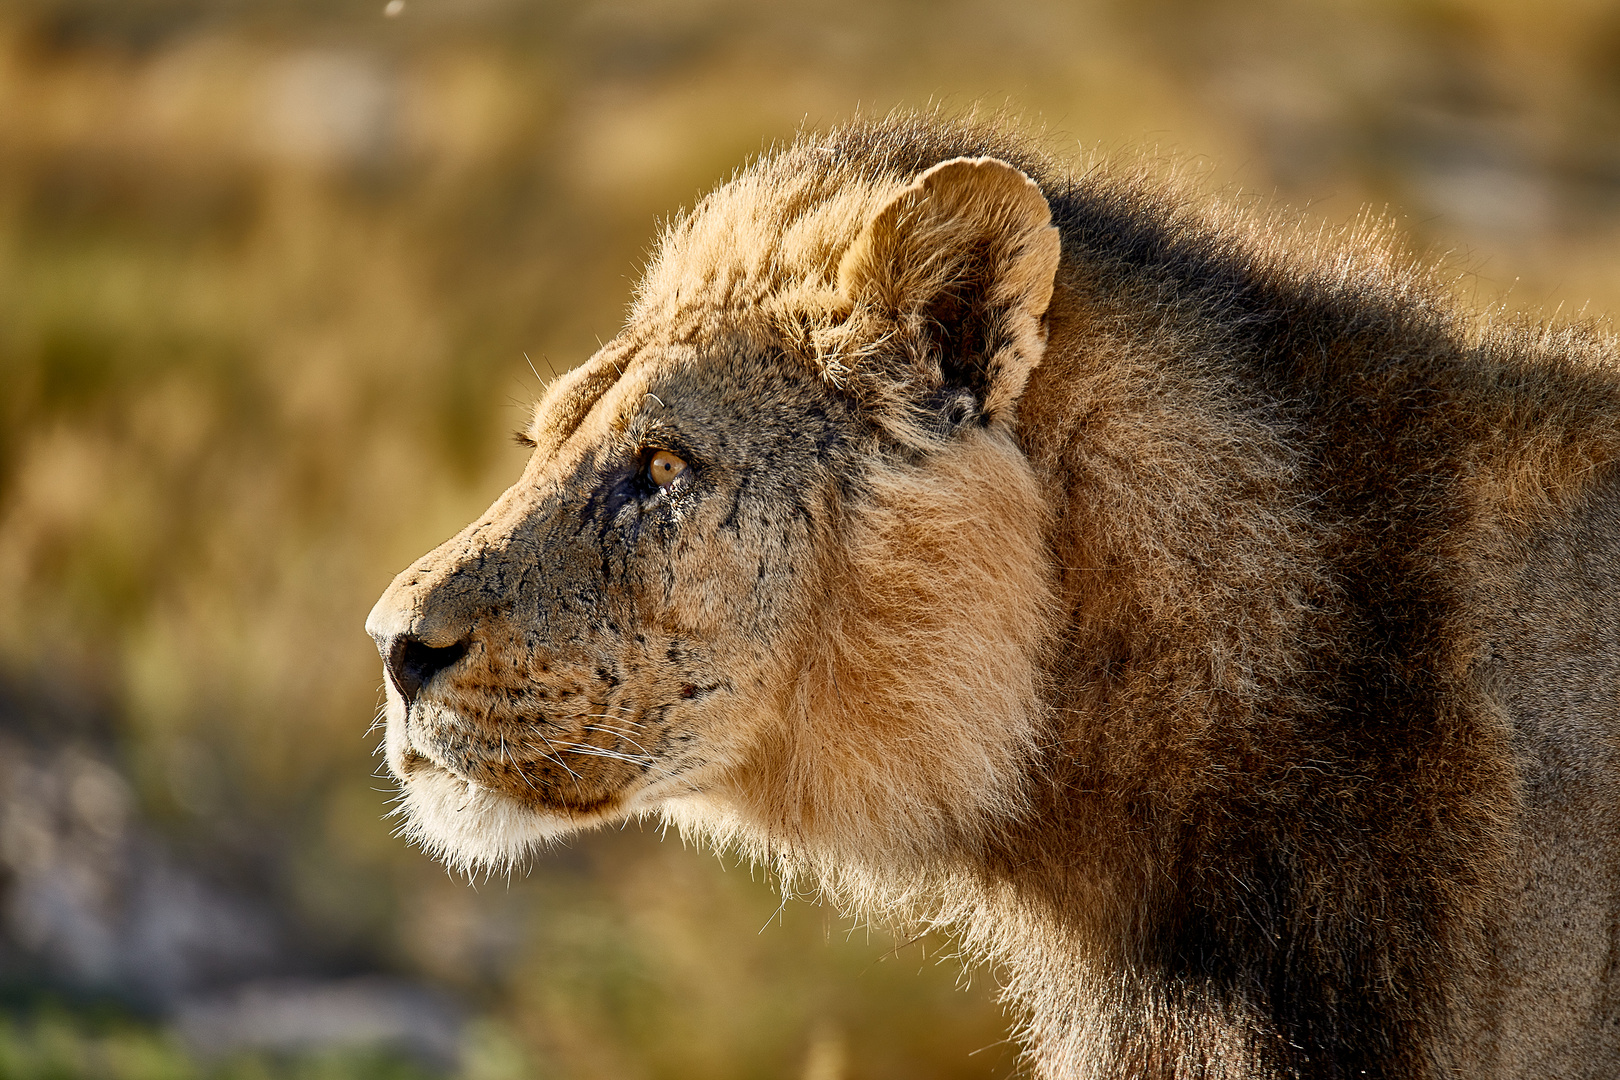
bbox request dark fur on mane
[774,114,1620,1079]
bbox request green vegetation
[0,1008,435,1080]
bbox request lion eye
[646,449,687,488]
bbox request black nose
[385,635,470,706]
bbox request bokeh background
[2,0,1619,1076]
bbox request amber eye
[646,449,688,488]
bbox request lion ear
[836,156,1061,424]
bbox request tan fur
[368,116,1620,1078]
[724,425,1054,877]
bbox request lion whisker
[549,740,685,781]
[581,721,656,757]
[526,732,587,793]
[550,740,652,764]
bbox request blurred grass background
[1,0,1619,1076]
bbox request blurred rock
[0,727,280,1003]
[0,696,463,1070]
[175,977,464,1070]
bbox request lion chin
[391,766,578,874]
[381,704,638,873]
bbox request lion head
[365,149,1062,881]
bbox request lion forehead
[632,166,903,325]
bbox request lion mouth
[383,707,643,871]
[408,752,624,817]
[393,699,642,816]
[378,670,713,872]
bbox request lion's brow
[528,343,637,453]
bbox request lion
[365,115,1620,1079]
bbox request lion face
[367,155,1063,873]
[366,335,856,866]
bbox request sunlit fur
[368,114,1620,1079]
[696,424,1054,883]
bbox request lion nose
[383,635,470,707]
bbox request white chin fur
[393,767,585,873]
